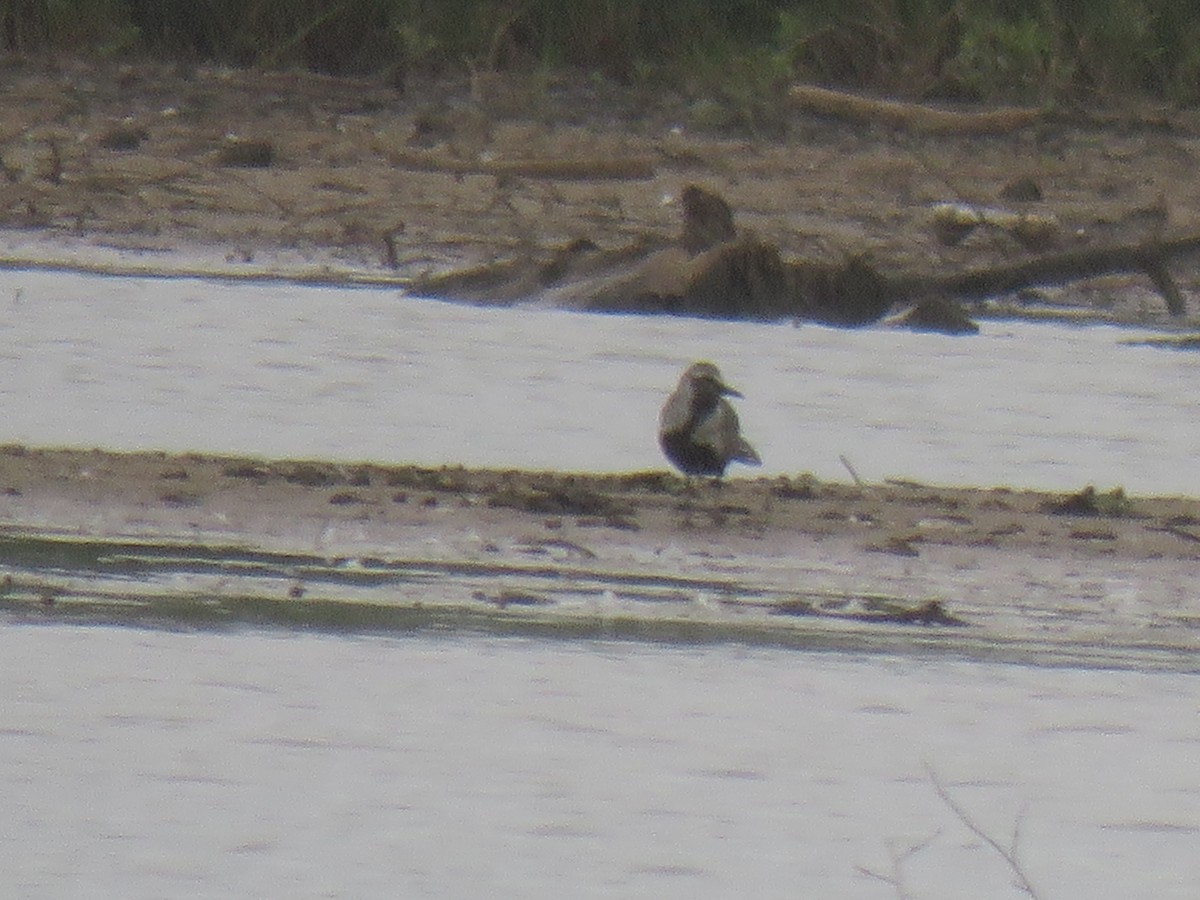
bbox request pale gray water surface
[1,269,1198,493]
[2,624,1198,900]
[2,269,1199,898]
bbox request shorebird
[659,361,761,476]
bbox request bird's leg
[680,475,698,510]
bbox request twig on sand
[839,454,864,487]
[925,763,1045,899]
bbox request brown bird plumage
[658,361,761,476]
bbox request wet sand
[2,446,1198,640]
[5,445,1199,560]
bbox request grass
[2,1,1200,103]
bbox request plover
[659,361,761,476]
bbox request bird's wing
[695,400,760,466]
[688,400,730,451]
[658,382,693,434]
[733,436,762,466]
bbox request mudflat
[3,444,1199,560]
[2,57,1199,325]
[1,446,1198,649]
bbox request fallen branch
[789,84,1043,135]
[409,183,1200,324]
[385,149,656,181]
[900,232,1200,317]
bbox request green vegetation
[2,0,1200,103]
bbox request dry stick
[1145,259,1186,317]
[924,763,1045,900]
[839,454,864,487]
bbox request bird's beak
[720,383,743,398]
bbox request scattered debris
[1043,485,1132,517]
[385,149,655,181]
[930,201,1059,249]
[888,295,979,335]
[1146,516,1200,544]
[516,538,597,560]
[988,522,1025,537]
[999,175,1044,202]
[383,466,471,492]
[1121,334,1200,351]
[278,463,341,487]
[473,589,554,608]
[218,138,276,168]
[865,535,922,557]
[771,474,819,500]
[1069,527,1118,541]
[612,471,678,493]
[860,599,967,626]
[99,125,148,151]
[158,491,201,507]
[488,482,630,519]
[222,462,272,481]
[774,596,967,626]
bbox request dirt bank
[6,443,1200,560]
[2,446,1199,638]
[2,446,1198,663]
[3,57,1200,323]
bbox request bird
[659,361,761,477]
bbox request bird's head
[683,361,742,398]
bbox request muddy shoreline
[3,58,1200,325]
[4,445,1200,571]
[2,446,1198,664]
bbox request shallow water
[1,269,1198,493]
[2,527,1196,676]
[1,623,1197,900]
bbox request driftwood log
[901,235,1200,317]
[413,185,1198,331]
[788,84,1043,135]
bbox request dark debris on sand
[773,597,968,627]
